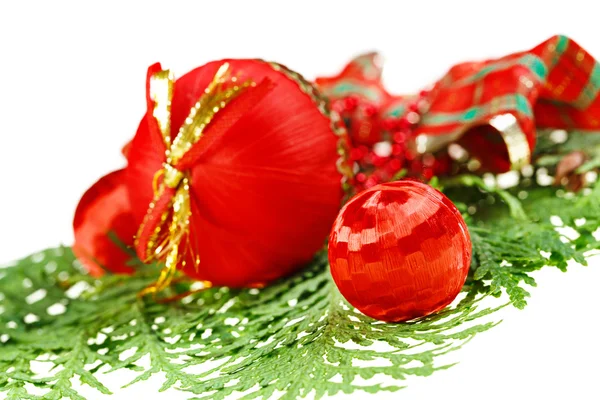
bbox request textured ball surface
[328,180,471,322]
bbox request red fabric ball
[124,59,343,287]
[73,169,137,277]
[328,180,471,322]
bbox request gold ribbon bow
[138,63,254,297]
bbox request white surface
[1,1,599,399]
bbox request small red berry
[343,96,359,111]
[393,131,406,143]
[350,147,364,161]
[392,143,404,156]
[363,104,378,118]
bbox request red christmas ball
[127,60,348,287]
[74,59,348,288]
[328,180,471,322]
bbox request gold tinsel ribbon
[413,113,531,170]
[138,63,254,297]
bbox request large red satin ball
[126,59,344,287]
[328,180,471,322]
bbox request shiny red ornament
[74,59,348,288]
[328,180,471,322]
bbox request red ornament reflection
[328,180,471,322]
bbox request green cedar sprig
[1,130,599,399]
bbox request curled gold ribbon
[413,113,531,170]
[138,63,254,297]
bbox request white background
[1,1,600,399]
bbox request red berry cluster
[331,91,452,192]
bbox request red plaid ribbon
[316,35,600,173]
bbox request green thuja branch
[1,160,599,398]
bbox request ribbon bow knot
[161,163,185,189]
